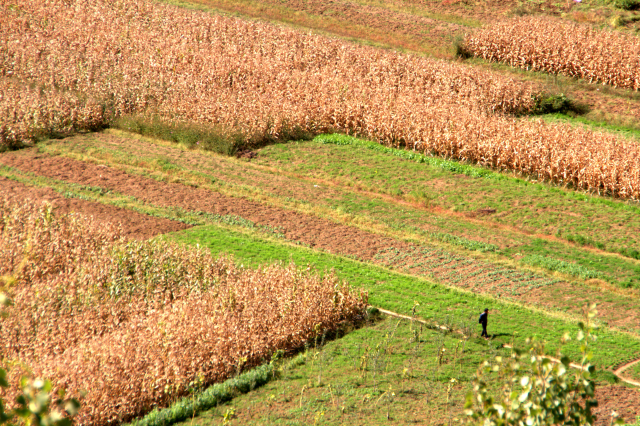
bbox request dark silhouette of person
[479,308,489,338]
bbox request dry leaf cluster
[2,0,640,198]
[0,199,368,425]
[465,16,640,90]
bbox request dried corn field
[0,199,368,426]
[0,79,108,149]
[0,0,536,148]
[2,0,640,199]
[464,16,640,91]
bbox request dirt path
[0,176,189,240]
[1,149,639,332]
[615,359,640,387]
[378,307,640,424]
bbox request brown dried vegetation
[0,79,107,149]
[0,199,368,425]
[465,16,640,90]
[2,1,640,198]
[0,0,534,146]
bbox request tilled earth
[2,148,640,422]
[0,175,189,240]
[1,149,638,333]
[595,386,640,425]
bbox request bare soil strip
[0,175,189,240]
[1,150,638,332]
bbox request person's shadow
[489,333,513,339]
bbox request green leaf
[65,399,80,416]
[0,293,11,307]
[0,369,8,388]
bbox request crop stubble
[0,175,189,239]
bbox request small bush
[465,304,622,425]
[453,35,473,59]
[532,93,590,116]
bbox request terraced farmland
[3,0,640,424]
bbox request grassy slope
[171,317,508,425]
[168,222,640,369]
[157,221,629,425]
[36,131,640,291]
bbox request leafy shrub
[532,93,590,116]
[0,294,80,426]
[465,304,622,425]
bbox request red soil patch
[0,176,189,240]
[594,386,640,425]
[2,149,638,332]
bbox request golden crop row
[0,0,537,146]
[2,0,639,198]
[0,199,368,426]
[464,16,640,90]
[0,79,107,149]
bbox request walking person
[479,308,489,339]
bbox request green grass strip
[428,230,499,252]
[540,113,640,141]
[313,133,640,215]
[315,133,499,179]
[168,223,640,370]
[125,356,297,426]
[522,254,604,280]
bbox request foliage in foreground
[0,294,80,426]
[0,198,367,426]
[465,304,622,425]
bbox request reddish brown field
[2,147,640,334]
[0,175,188,239]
